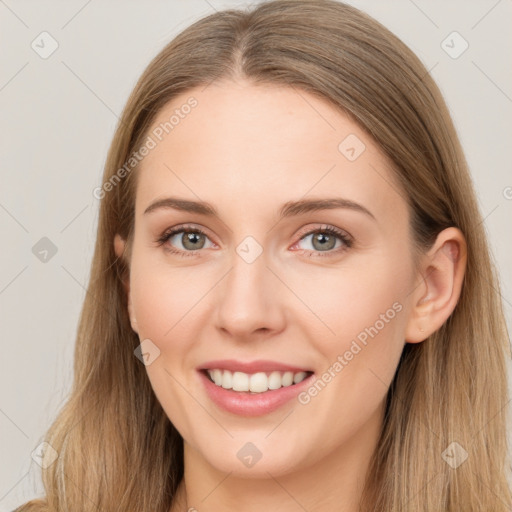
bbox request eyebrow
[143,196,376,221]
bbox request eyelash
[156,224,353,259]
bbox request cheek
[290,253,412,407]
[289,255,412,346]
[293,272,409,447]
[128,255,219,437]
[129,254,215,344]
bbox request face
[120,79,421,478]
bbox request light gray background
[1,0,511,509]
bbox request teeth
[293,371,308,384]
[212,369,223,386]
[206,369,310,393]
[232,371,249,391]
[221,370,232,389]
[268,371,282,390]
[249,372,267,392]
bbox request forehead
[135,80,407,223]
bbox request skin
[114,79,466,511]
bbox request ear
[405,227,467,343]
[114,234,138,334]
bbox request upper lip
[198,359,313,374]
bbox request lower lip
[198,370,314,417]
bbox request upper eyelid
[295,224,351,240]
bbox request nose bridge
[215,236,284,336]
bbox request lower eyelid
[291,240,349,258]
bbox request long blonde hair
[17,1,511,510]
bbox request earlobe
[114,233,126,260]
[114,233,138,334]
[405,227,467,343]
[114,233,129,294]
[127,294,139,334]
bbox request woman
[16,0,512,510]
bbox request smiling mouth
[202,368,314,393]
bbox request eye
[156,224,353,258]
[156,225,215,256]
[292,225,353,257]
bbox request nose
[214,245,287,341]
